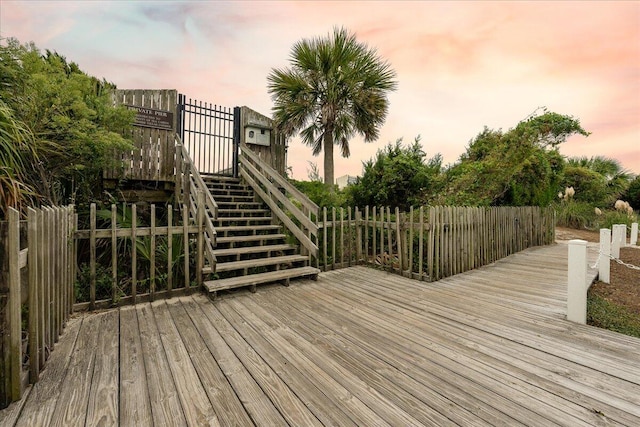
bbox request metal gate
[177,94,240,177]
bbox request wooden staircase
[201,176,319,298]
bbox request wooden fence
[317,206,555,281]
[73,202,206,311]
[104,89,177,182]
[1,206,75,407]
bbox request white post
[631,222,638,246]
[599,229,610,284]
[567,239,588,324]
[611,224,625,258]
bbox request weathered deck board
[119,305,153,426]
[85,310,119,426]
[3,243,639,426]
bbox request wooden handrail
[240,145,319,214]
[175,135,217,267]
[239,145,319,257]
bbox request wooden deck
[2,243,639,426]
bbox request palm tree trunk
[323,129,335,191]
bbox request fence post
[611,224,625,258]
[355,208,362,264]
[631,222,638,246]
[599,229,611,284]
[196,191,205,287]
[5,208,22,404]
[567,239,588,324]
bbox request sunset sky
[2,1,639,179]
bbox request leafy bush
[554,201,598,229]
[347,137,443,210]
[624,176,640,209]
[0,37,134,210]
[445,109,588,207]
[290,179,348,209]
[596,207,638,230]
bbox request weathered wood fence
[1,199,554,407]
[104,89,177,182]
[1,206,75,408]
[73,202,206,311]
[317,206,555,281]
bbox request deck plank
[166,299,254,426]
[200,301,326,427]
[182,297,288,427]
[151,300,220,426]
[85,309,119,426]
[48,312,101,427]
[13,317,81,427]
[119,305,153,427]
[136,303,187,426]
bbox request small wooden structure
[105,90,178,202]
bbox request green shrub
[596,209,638,230]
[554,201,597,229]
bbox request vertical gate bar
[233,107,241,178]
[210,102,215,174]
[198,100,204,172]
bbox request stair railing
[175,135,217,269]
[239,144,319,259]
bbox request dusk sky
[2,1,639,179]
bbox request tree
[0,38,134,209]
[268,27,397,190]
[347,137,443,210]
[445,109,589,206]
[624,175,640,209]
[564,156,631,204]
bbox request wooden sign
[126,105,174,131]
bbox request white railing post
[599,229,611,284]
[567,239,588,324]
[631,222,638,246]
[611,224,625,258]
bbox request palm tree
[567,156,631,198]
[268,27,397,190]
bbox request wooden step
[204,266,320,294]
[215,216,272,224]
[208,254,308,274]
[217,209,270,217]
[216,224,280,235]
[209,188,253,197]
[216,202,264,209]
[213,194,255,201]
[201,175,240,183]
[216,233,287,245]
[212,243,297,258]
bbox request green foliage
[623,176,640,209]
[561,166,608,205]
[0,99,37,216]
[268,27,397,189]
[562,156,631,206]
[554,200,598,229]
[587,293,640,338]
[0,37,134,210]
[347,137,443,210]
[291,179,348,209]
[597,209,638,230]
[445,109,588,206]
